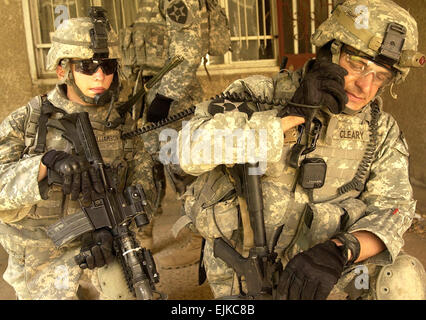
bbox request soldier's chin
[346,99,365,111]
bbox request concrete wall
[380,0,426,212]
[1,0,425,211]
[0,0,35,112]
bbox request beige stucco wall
[0,0,34,112]
[0,0,425,211]
[381,0,426,212]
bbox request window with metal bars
[23,0,334,83]
[276,0,333,69]
[208,0,278,71]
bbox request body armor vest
[22,91,136,224]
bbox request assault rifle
[47,112,162,300]
[213,163,283,299]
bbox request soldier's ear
[56,64,66,80]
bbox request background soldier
[177,0,425,299]
[0,13,158,299]
[121,0,230,270]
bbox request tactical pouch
[181,165,239,240]
[133,22,169,74]
[120,26,137,79]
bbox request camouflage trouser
[202,239,426,300]
[0,222,133,300]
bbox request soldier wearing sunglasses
[0,11,159,299]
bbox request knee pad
[376,254,426,300]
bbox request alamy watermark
[354,5,369,30]
[354,264,369,290]
[54,265,70,291]
[158,122,269,175]
[54,5,70,29]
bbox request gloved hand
[74,229,115,270]
[289,59,348,115]
[146,93,174,123]
[41,150,104,206]
[277,59,348,131]
[277,240,346,300]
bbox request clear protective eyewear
[341,49,395,87]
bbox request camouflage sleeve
[177,79,284,176]
[347,113,416,263]
[0,106,43,211]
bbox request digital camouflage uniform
[119,0,212,219]
[122,0,211,112]
[120,0,230,270]
[177,0,425,299]
[122,0,231,156]
[0,18,159,299]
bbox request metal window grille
[207,0,279,73]
[276,0,333,69]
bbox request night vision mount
[88,6,111,58]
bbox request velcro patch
[207,97,253,118]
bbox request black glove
[41,150,104,206]
[74,229,115,270]
[277,240,346,300]
[146,93,174,123]
[289,59,348,115]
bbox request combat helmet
[311,0,425,87]
[46,7,122,106]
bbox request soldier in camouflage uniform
[0,14,159,299]
[176,0,425,299]
[122,0,210,117]
[121,0,230,269]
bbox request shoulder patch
[166,0,193,26]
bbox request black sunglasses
[70,59,118,76]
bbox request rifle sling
[225,166,254,257]
[34,96,68,153]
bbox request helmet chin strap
[330,40,343,64]
[66,70,119,106]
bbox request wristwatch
[332,232,361,265]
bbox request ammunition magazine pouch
[120,13,169,78]
[175,165,239,240]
